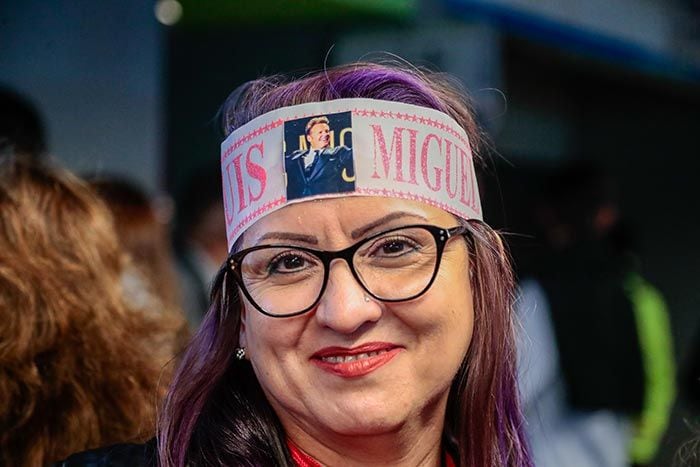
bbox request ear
[306,134,312,144]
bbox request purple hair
[158,62,532,466]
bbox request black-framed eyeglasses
[227,224,470,318]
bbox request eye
[372,236,420,257]
[268,251,317,274]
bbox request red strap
[287,440,322,467]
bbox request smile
[311,344,402,378]
[320,349,389,363]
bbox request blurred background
[2,1,699,465]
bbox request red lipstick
[311,342,402,378]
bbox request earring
[234,347,246,360]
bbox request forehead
[309,123,329,132]
[242,196,458,248]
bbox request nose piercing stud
[364,295,371,302]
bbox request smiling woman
[233,197,476,456]
[61,62,533,467]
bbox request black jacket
[285,145,354,200]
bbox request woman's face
[238,196,474,440]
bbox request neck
[283,401,447,467]
[290,429,443,467]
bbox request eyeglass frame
[226,223,472,318]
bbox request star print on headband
[220,98,482,250]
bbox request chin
[318,401,408,436]
[327,415,404,437]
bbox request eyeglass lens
[239,226,441,316]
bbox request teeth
[321,349,388,363]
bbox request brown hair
[0,157,180,466]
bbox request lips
[311,343,402,378]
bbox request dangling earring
[234,347,246,360]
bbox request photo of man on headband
[284,114,355,200]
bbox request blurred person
[60,62,533,466]
[0,86,47,159]
[174,167,229,328]
[0,156,181,466]
[608,222,676,466]
[90,177,190,350]
[516,162,675,467]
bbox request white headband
[221,98,482,250]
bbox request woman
[63,62,531,466]
[0,157,182,466]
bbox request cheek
[433,257,474,348]
[392,260,473,353]
[440,294,473,349]
[434,292,474,379]
[244,315,291,388]
[243,302,306,362]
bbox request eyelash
[267,251,314,274]
[367,236,419,256]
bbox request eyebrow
[350,212,429,239]
[255,232,319,245]
[253,211,429,246]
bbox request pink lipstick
[311,343,402,378]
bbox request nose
[314,259,382,334]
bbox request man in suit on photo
[285,116,354,200]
